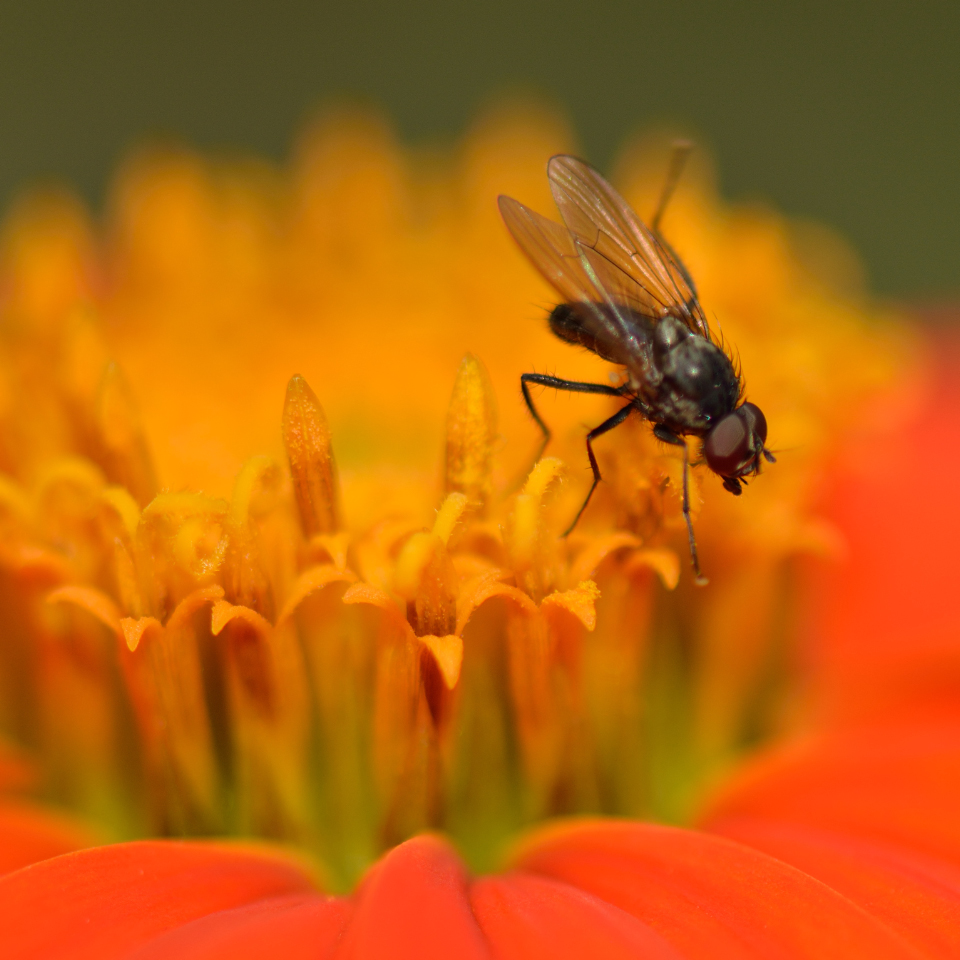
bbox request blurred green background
[1,1,957,298]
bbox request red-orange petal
[5,823,958,959]
[806,338,960,720]
[338,834,489,960]
[699,714,960,864]
[0,800,95,875]
[0,840,319,960]
[127,893,352,960]
[709,817,960,960]
[471,871,682,960]
[512,820,922,959]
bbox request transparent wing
[497,194,653,370]
[547,155,712,342]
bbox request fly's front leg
[520,372,626,476]
[520,374,554,467]
[653,424,708,586]
[563,403,634,536]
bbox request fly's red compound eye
[738,402,768,446]
[704,410,752,477]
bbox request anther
[282,375,341,537]
[96,362,158,507]
[444,354,497,516]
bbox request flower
[0,103,944,954]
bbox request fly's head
[702,402,775,495]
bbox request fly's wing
[498,194,654,375]
[547,155,713,342]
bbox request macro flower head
[1,105,951,958]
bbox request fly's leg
[649,142,703,307]
[653,424,708,586]
[563,403,634,536]
[520,372,627,475]
[680,439,709,586]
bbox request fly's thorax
[652,315,688,354]
[652,318,740,432]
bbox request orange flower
[0,104,948,954]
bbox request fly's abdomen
[549,302,653,367]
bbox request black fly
[498,149,775,584]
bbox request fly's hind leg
[651,140,694,233]
[653,424,708,586]
[563,403,634,536]
[519,372,626,480]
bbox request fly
[498,147,775,584]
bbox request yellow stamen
[99,485,143,617]
[433,492,469,546]
[507,456,564,600]
[138,492,229,618]
[282,375,340,538]
[445,354,497,516]
[224,455,282,619]
[394,492,467,639]
[96,362,157,508]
